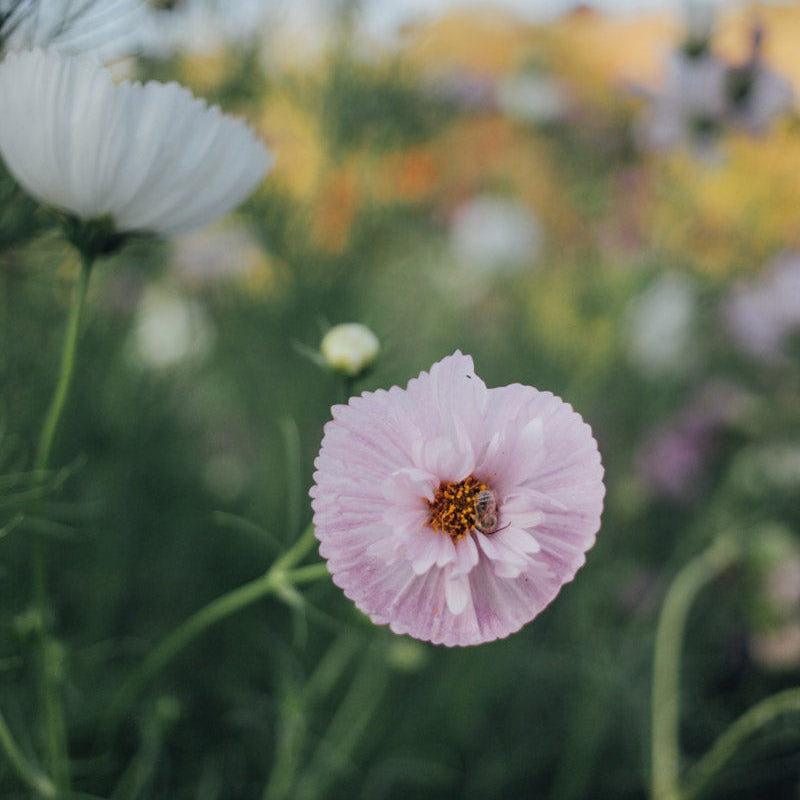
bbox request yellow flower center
[426,475,490,541]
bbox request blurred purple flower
[424,69,496,112]
[310,351,605,646]
[636,382,748,502]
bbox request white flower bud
[320,323,380,377]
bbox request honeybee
[473,488,507,535]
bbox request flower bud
[320,323,380,378]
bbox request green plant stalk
[682,687,800,800]
[549,661,612,800]
[293,645,390,800]
[106,522,323,734]
[261,687,308,800]
[34,254,92,476]
[650,536,740,800]
[262,632,361,800]
[32,253,93,794]
[109,705,172,800]
[279,417,303,539]
[286,562,331,586]
[0,707,57,798]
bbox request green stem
[105,523,322,735]
[32,253,93,794]
[682,687,800,800]
[261,686,308,800]
[651,536,739,800]
[293,644,390,800]
[35,254,92,476]
[0,707,57,798]
[262,633,361,800]
[286,563,331,586]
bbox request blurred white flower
[636,48,727,152]
[625,272,699,378]
[449,195,542,274]
[635,10,792,154]
[0,49,272,241]
[128,287,214,370]
[724,252,800,362]
[635,2,720,153]
[320,323,380,378]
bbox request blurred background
[2,0,800,798]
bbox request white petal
[419,436,472,481]
[501,526,541,554]
[444,573,471,615]
[382,467,436,505]
[452,534,479,574]
[410,530,454,575]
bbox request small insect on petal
[473,488,508,534]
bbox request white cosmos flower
[0,49,272,239]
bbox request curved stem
[682,687,800,800]
[32,253,93,794]
[0,707,57,798]
[651,536,740,800]
[105,523,322,735]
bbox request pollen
[426,475,488,541]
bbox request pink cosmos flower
[310,352,605,647]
